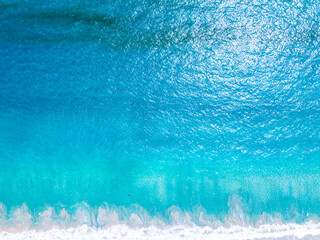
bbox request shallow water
[0,0,320,238]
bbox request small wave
[0,202,319,239]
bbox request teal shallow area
[0,0,320,225]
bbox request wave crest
[0,200,319,232]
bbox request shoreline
[1,222,320,240]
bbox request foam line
[1,223,320,240]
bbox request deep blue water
[0,0,320,227]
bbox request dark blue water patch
[1,0,320,48]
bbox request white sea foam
[1,223,320,240]
[0,202,320,239]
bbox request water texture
[0,0,320,237]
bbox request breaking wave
[1,202,320,239]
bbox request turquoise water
[0,0,320,229]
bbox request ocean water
[0,0,320,239]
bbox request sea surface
[0,0,320,239]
